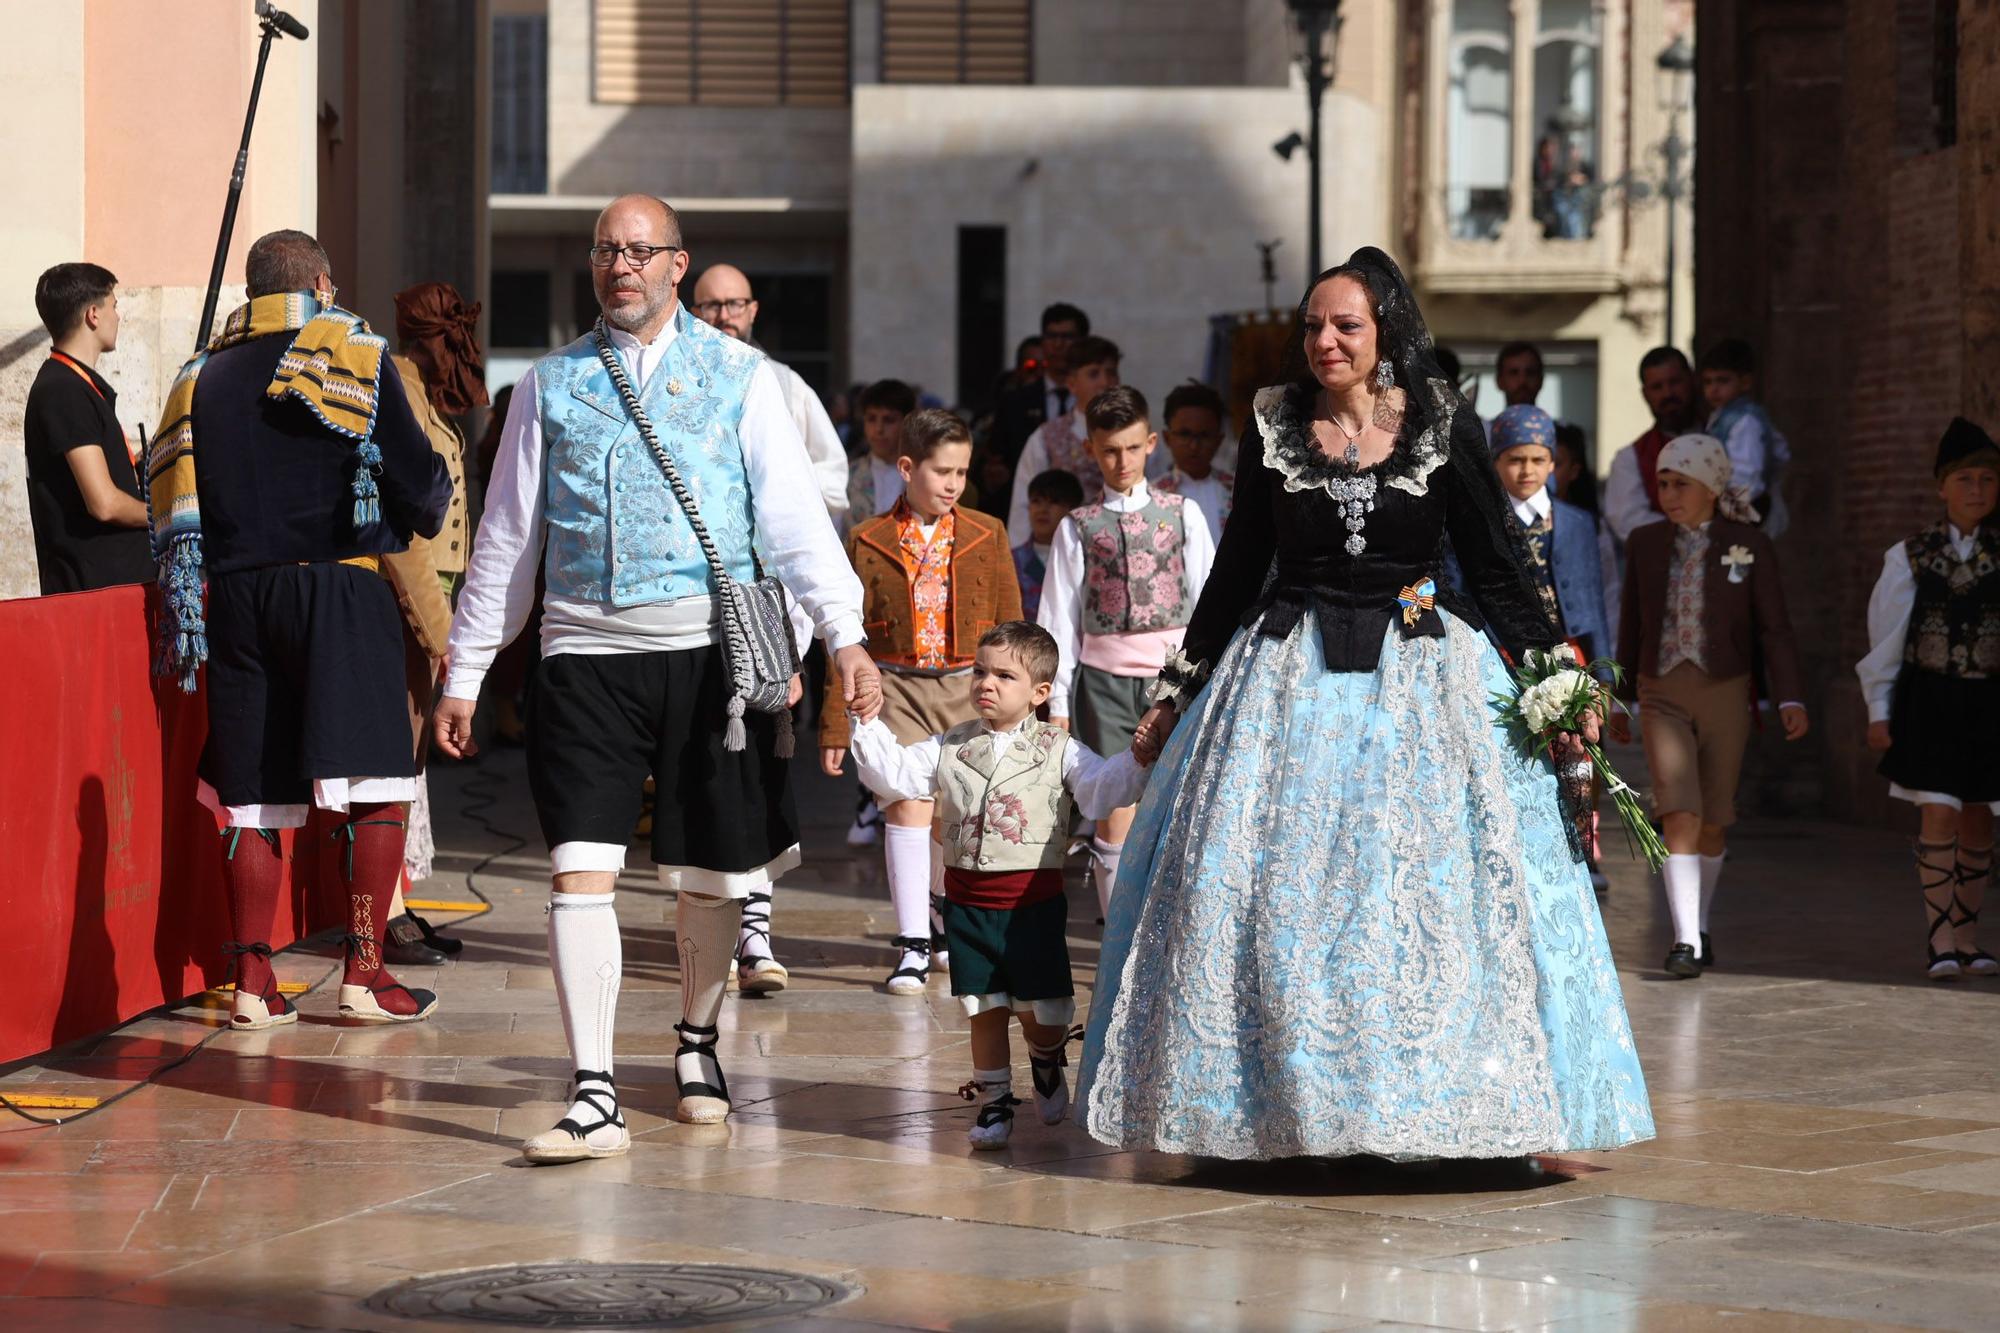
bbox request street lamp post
[1285,0,1343,285]
[1656,35,1695,352]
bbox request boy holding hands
[822,409,1022,994]
[850,621,1148,1148]
[1038,386,1215,920]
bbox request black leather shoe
[408,910,463,957]
[385,914,447,966]
[1664,944,1703,978]
[1698,932,1715,968]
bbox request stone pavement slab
[1,745,1996,1330]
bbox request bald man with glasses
[437,195,878,1162]
[691,263,849,531]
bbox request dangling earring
[1374,359,1395,391]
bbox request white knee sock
[549,891,621,1075]
[1090,837,1124,920]
[1663,854,1702,947]
[1698,854,1725,933]
[676,892,741,1030]
[884,823,934,941]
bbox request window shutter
[593,0,848,106]
[881,0,1032,85]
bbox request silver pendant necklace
[1328,410,1364,467]
[1322,399,1375,556]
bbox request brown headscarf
[393,281,489,416]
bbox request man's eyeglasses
[1167,429,1224,446]
[692,297,754,318]
[588,243,681,269]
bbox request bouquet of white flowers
[1492,648,1666,872]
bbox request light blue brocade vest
[536,306,762,606]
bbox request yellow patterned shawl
[146,292,387,690]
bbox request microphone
[255,0,309,40]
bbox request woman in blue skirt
[1077,249,1654,1160]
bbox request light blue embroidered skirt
[1077,610,1655,1160]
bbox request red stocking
[334,803,409,998]
[222,827,284,1002]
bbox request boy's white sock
[967,1066,1017,1147]
[1089,836,1124,921]
[884,823,934,941]
[1697,854,1725,933]
[1663,854,1702,948]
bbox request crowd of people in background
[14,209,1999,1157]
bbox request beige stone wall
[849,82,1387,404]
[544,0,850,205]
[0,0,318,601]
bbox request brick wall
[1696,0,1991,823]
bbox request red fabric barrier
[0,584,338,1063]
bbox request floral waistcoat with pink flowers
[935,719,1073,873]
[1042,412,1105,503]
[1072,493,1194,635]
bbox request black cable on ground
[0,959,342,1127]
[1,758,520,1128]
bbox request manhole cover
[363,1261,856,1327]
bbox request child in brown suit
[821,409,1024,994]
[1615,433,1808,979]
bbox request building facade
[489,0,1688,473]
[1695,0,2000,822]
[0,0,486,602]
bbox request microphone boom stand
[194,4,308,350]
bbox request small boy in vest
[1038,386,1216,921]
[821,408,1022,996]
[1014,468,1084,620]
[849,620,1148,1148]
[1152,379,1235,544]
[1856,418,2000,981]
[1005,335,1123,546]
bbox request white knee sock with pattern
[676,892,740,1029]
[549,891,621,1120]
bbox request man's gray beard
[603,288,668,333]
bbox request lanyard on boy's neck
[49,351,106,402]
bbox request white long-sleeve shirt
[768,356,850,527]
[443,317,864,701]
[1855,525,1979,722]
[1036,479,1217,718]
[847,713,1148,820]
[1602,444,1662,545]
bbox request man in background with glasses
[434,194,878,1163]
[689,263,849,534]
[690,262,854,995]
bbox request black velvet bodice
[1180,381,1561,676]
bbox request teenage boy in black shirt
[23,262,153,595]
